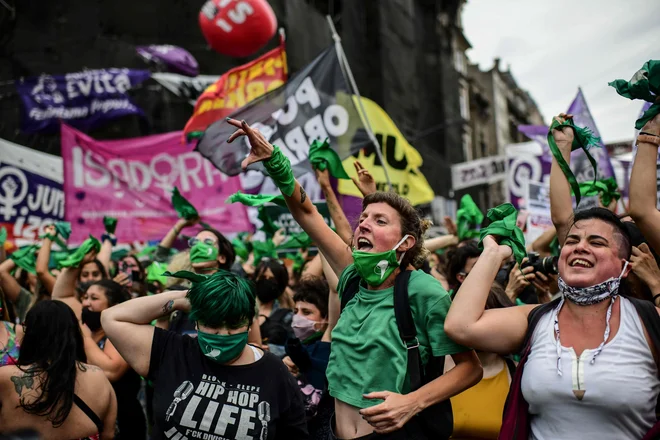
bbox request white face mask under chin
[553,261,629,377]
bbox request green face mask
[352,235,410,286]
[190,241,219,264]
[197,329,248,364]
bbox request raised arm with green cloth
[315,166,353,245]
[172,187,199,220]
[58,236,101,268]
[456,194,484,241]
[225,191,287,207]
[609,60,660,129]
[570,177,621,210]
[36,225,58,294]
[477,203,527,266]
[309,138,350,179]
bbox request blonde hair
[166,251,193,289]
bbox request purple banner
[136,45,199,77]
[16,69,151,133]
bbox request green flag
[226,191,287,207]
[309,138,350,179]
[609,60,660,129]
[172,187,199,220]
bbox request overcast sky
[463,0,660,143]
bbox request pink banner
[61,124,250,243]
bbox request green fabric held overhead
[257,206,280,238]
[609,60,660,130]
[54,222,72,240]
[571,177,621,207]
[104,216,118,234]
[252,240,278,265]
[146,262,169,285]
[58,236,101,268]
[232,238,249,262]
[0,226,6,246]
[478,203,527,266]
[163,270,209,284]
[285,252,306,273]
[172,187,199,220]
[10,245,39,275]
[278,231,313,250]
[456,195,484,241]
[225,191,287,207]
[547,118,601,207]
[264,146,296,197]
[308,138,350,179]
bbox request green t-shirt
[326,265,469,409]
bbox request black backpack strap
[340,275,361,312]
[393,270,422,390]
[504,357,517,378]
[629,297,660,362]
[522,297,561,352]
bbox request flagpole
[326,15,393,192]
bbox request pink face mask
[292,313,325,341]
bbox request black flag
[195,46,371,177]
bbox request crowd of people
[0,109,659,440]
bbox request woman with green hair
[102,269,308,439]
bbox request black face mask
[81,308,102,332]
[256,278,281,304]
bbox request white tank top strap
[249,344,263,361]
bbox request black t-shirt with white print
[149,327,309,440]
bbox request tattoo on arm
[10,374,34,396]
[162,300,175,314]
[300,186,307,204]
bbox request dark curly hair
[293,277,329,319]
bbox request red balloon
[199,0,277,58]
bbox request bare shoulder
[518,304,539,318]
[78,362,109,383]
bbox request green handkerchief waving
[172,187,199,220]
[309,138,350,179]
[277,231,313,250]
[609,60,660,129]
[456,195,484,241]
[478,203,526,266]
[10,245,39,275]
[252,240,278,265]
[104,216,118,234]
[257,206,279,238]
[547,118,601,207]
[571,177,621,208]
[0,227,6,247]
[58,236,101,268]
[232,238,249,262]
[225,191,287,207]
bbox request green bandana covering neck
[547,118,601,207]
[146,261,169,285]
[571,177,621,207]
[456,195,484,241]
[58,236,101,268]
[252,240,277,265]
[478,203,527,266]
[232,238,249,262]
[308,138,350,179]
[225,191,287,207]
[10,245,39,275]
[0,226,6,247]
[285,252,306,273]
[163,270,209,284]
[264,146,296,197]
[609,60,660,130]
[257,206,279,238]
[277,231,313,250]
[172,187,199,220]
[104,216,118,234]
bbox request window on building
[462,127,473,162]
[459,82,470,121]
[454,49,466,75]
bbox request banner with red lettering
[61,125,250,243]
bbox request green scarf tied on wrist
[456,195,484,241]
[548,118,601,207]
[570,177,621,208]
[478,203,527,266]
[104,216,118,234]
[10,245,39,275]
[609,60,660,130]
[163,270,209,284]
[172,187,199,220]
[308,138,350,179]
[0,227,6,247]
[257,206,279,238]
[58,236,101,268]
[264,146,296,197]
[232,238,249,262]
[285,253,306,274]
[225,191,287,207]
[277,232,313,250]
[146,261,169,286]
[252,240,278,265]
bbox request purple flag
[566,88,615,181]
[16,69,151,133]
[136,45,199,77]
